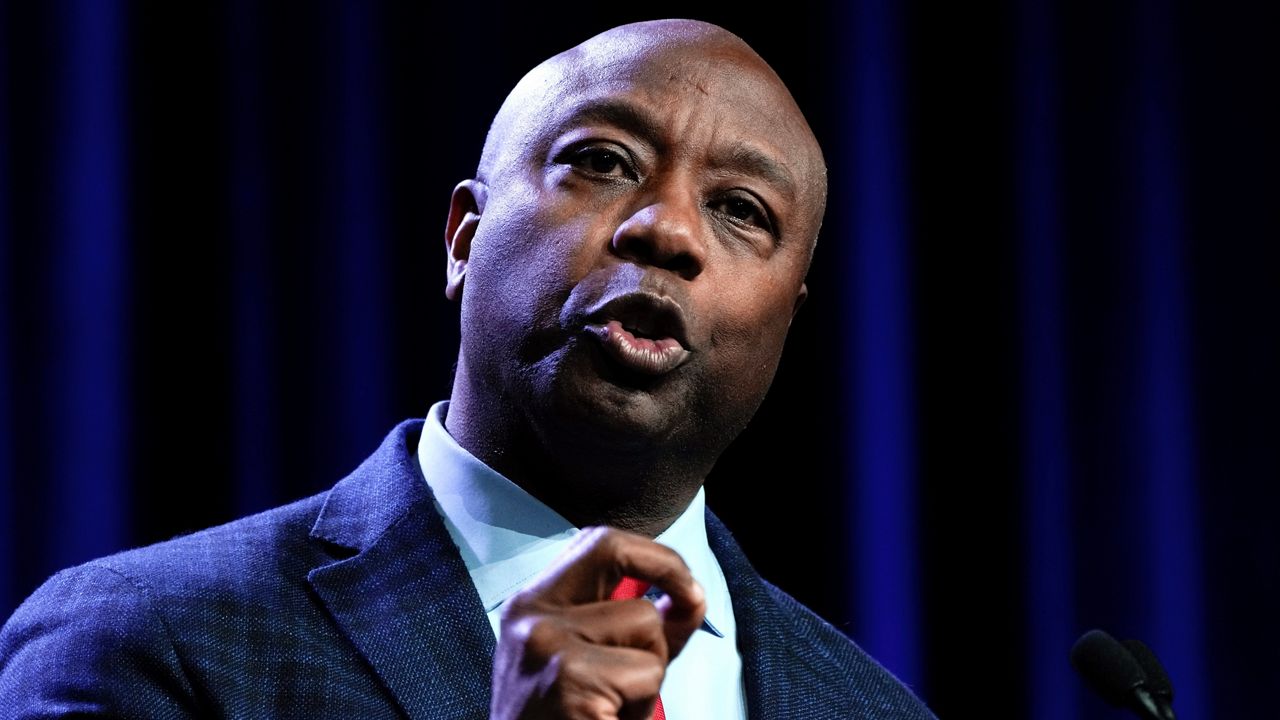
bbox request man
[0,19,934,719]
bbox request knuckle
[557,650,591,680]
[501,589,535,618]
[523,617,565,657]
[568,695,615,720]
[636,598,662,626]
[593,526,625,554]
[636,655,666,693]
[668,560,697,590]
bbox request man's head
[443,19,826,525]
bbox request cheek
[690,287,796,443]
[704,276,798,377]
[714,317,792,382]
[461,193,610,339]
[481,186,612,273]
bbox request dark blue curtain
[2,1,1276,717]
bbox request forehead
[515,42,820,194]
[478,29,828,242]
[541,41,810,144]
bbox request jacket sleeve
[0,563,200,719]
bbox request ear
[789,282,808,326]
[444,179,488,302]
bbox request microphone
[1070,629,1176,720]
[1121,638,1174,705]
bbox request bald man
[0,20,935,720]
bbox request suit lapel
[706,511,808,719]
[307,420,495,719]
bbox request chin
[533,341,690,451]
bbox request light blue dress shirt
[416,401,747,719]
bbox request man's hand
[490,526,707,720]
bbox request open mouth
[581,293,692,376]
[585,319,690,375]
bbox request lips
[581,293,692,376]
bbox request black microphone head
[1122,638,1174,701]
[1071,629,1148,707]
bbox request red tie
[609,577,666,720]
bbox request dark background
[2,1,1277,717]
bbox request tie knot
[609,576,652,601]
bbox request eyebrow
[557,98,798,201]
[563,98,667,145]
[709,143,797,202]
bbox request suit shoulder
[0,493,342,714]
[0,561,200,714]
[47,492,332,613]
[764,583,936,719]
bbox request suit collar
[307,419,494,719]
[304,420,862,719]
[711,507,860,712]
[708,512,936,719]
[309,419,432,552]
[706,510,816,718]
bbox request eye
[563,146,636,179]
[712,193,775,234]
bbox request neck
[445,381,710,539]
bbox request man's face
[450,33,825,461]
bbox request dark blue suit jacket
[0,420,934,719]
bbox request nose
[610,192,707,281]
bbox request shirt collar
[416,401,726,636]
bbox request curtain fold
[1,2,1275,717]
